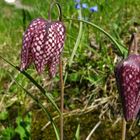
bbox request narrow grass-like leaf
[8,72,60,140]
[75,124,80,140]
[64,18,128,58]
[0,55,60,114]
[64,10,83,84]
[86,121,101,140]
[69,10,83,67]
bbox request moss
[31,110,123,140]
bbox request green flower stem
[48,1,62,21]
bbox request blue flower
[90,6,98,12]
[74,0,80,3]
[75,3,81,9]
[75,3,88,9]
[74,1,98,13]
[82,3,88,9]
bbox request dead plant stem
[59,57,64,140]
[122,118,126,140]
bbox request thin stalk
[86,121,101,140]
[48,1,64,139]
[122,118,126,140]
[48,1,62,21]
[134,33,138,54]
[59,57,64,140]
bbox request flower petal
[31,25,47,73]
[20,18,47,71]
[74,0,80,3]
[82,3,88,9]
[44,22,65,77]
[75,3,81,9]
[90,6,98,12]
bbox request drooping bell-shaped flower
[115,34,140,121]
[20,18,65,78]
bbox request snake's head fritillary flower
[115,55,140,121]
[115,34,140,121]
[20,18,66,78]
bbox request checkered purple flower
[115,55,140,121]
[115,34,140,121]
[20,18,66,78]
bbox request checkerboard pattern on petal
[115,55,140,121]
[20,18,65,78]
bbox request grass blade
[64,18,128,57]
[69,9,83,67]
[0,55,60,114]
[8,72,60,140]
[75,124,80,140]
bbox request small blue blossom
[82,3,88,9]
[75,3,88,10]
[90,6,98,12]
[75,3,81,9]
[74,0,80,3]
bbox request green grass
[0,0,140,139]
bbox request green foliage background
[0,0,140,139]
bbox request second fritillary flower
[115,34,140,121]
[115,55,140,121]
